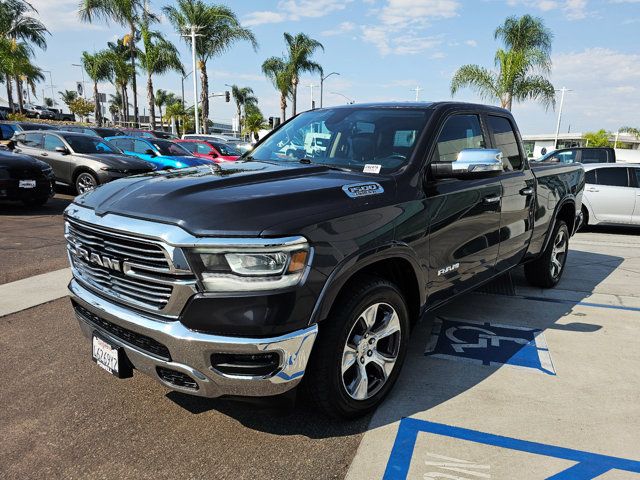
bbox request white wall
[615,149,640,163]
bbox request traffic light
[273,118,281,128]
[268,117,274,128]
[225,91,230,102]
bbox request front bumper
[69,279,318,398]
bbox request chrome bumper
[69,279,318,398]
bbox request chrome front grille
[65,219,197,317]
[67,221,170,271]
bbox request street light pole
[182,26,201,134]
[41,70,55,106]
[320,72,339,108]
[72,64,87,99]
[554,87,572,150]
[330,92,354,104]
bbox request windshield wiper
[298,158,352,172]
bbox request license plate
[92,335,120,375]
[19,179,36,188]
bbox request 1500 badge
[342,182,384,198]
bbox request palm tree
[0,0,49,112]
[243,111,267,143]
[81,50,113,125]
[620,127,640,139]
[164,1,257,131]
[262,57,292,123]
[282,33,324,116]
[139,26,183,130]
[109,91,126,121]
[155,88,169,126]
[44,97,54,108]
[0,38,42,113]
[451,15,555,111]
[105,39,134,124]
[78,0,154,126]
[230,85,257,131]
[59,89,78,112]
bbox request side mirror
[431,149,503,179]
[55,146,69,155]
[209,150,219,158]
[144,149,156,157]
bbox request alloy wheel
[550,229,568,278]
[341,302,402,401]
[76,173,97,194]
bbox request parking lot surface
[0,193,73,285]
[1,212,639,479]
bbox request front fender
[309,242,426,324]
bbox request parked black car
[0,149,54,206]
[65,102,585,418]
[535,147,616,164]
[13,131,155,194]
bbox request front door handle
[586,187,599,192]
[519,187,534,196]
[483,195,501,204]
[41,152,48,156]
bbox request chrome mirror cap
[452,149,503,173]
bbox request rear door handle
[40,152,48,156]
[483,195,501,204]
[519,187,534,196]
[586,187,599,192]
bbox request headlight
[100,167,126,173]
[188,238,310,292]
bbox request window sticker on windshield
[363,164,381,174]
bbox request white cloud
[321,21,356,36]
[465,39,478,47]
[506,0,589,20]
[379,0,460,26]
[29,0,106,32]
[361,25,443,55]
[243,0,350,26]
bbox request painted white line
[0,268,71,317]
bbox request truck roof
[322,101,510,114]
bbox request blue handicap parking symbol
[425,317,555,375]
[384,418,640,480]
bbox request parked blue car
[105,136,212,169]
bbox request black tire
[22,196,48,207]
[305,276,410,419]
[524,220,569,288]
[74,171,98,195]
[580,206,589,231]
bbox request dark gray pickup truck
[65,102,584,418]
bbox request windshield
[64,135,120,154]
[212,142,241,156]
[249,107,431,173]
[151,139,191,156]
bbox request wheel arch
[311,246,426,328]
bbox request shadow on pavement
[0,190,74,216]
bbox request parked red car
[175,139,242,163]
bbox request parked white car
[582,163,640,227]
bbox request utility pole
[412,86,423,101]
[182,26,201,134]
[181,71,192,110]
[554,87,572,150]
[320,72,339,108]
[309,83,316,110]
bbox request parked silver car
[582,163,640,227]
[13,131,155,194]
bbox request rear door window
[435,114,486,163]
[487,115,522,170]
[580,149,609,163]
[595,168,629,187]
[20,132,43,148]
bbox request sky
[25,0,640,134]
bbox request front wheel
[524,220,569,288]
[75,172,98,195]
[305,276,410,418]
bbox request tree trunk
[237,103,242,132]
[129,23,139,127]
[502,92,512,111]
[93,80,102,126]
[15,77,24,113]
[147,74,155,130]
[5,74,14,113]
[291,75,298,116]
[123,85,129,123]
[199,62,208,133]
[280,93,287,123]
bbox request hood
[73,160,395,237]
[0,150,49,171]
[76,153,153,170]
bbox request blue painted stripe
[516,295,640,313]
[385,418,640,480]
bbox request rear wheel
[305,276,410,418]
[75,172,98,194]
[524,220,569,288]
